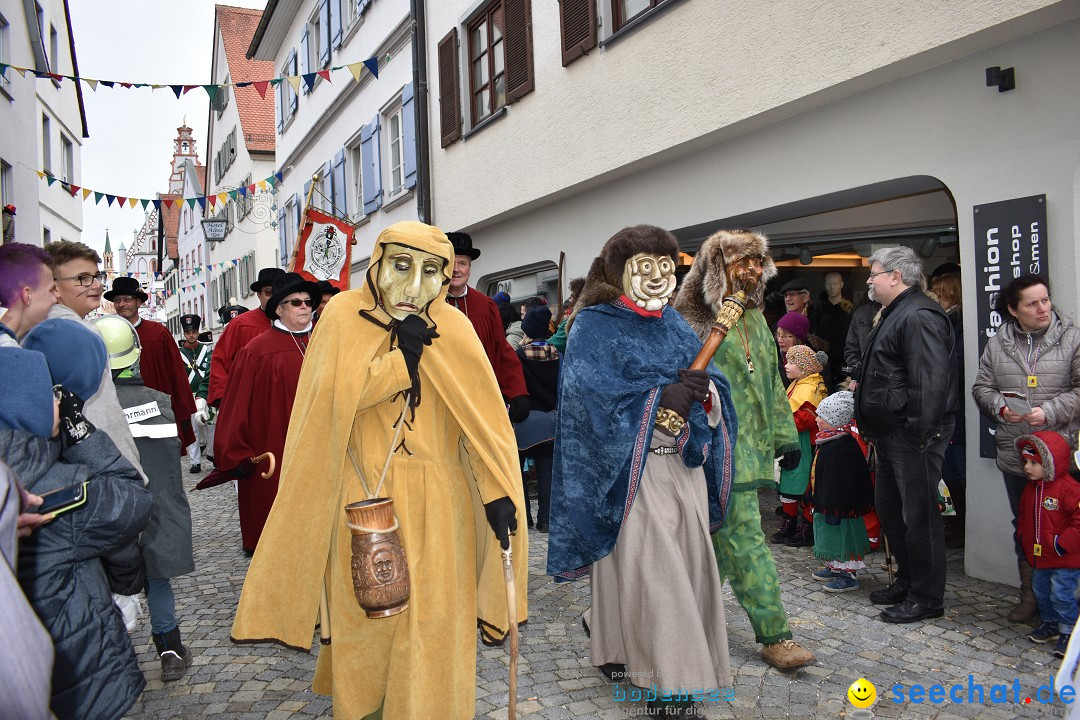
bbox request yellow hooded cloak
[231,221,528,719]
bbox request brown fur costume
[568,225,679,332]
[674,229,777,342]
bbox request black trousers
[874,425,952,608]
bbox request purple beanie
[777,312,810,341]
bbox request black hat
[930,262,961,280]
[521,305,553,340]
[218,304,248,324]
[180,314,201,332]
[197,330,213,344]
[445,231,480,260]
[316,280,341,297]
[104,276,149,302]
[781,278,810,294]
[250,267,286,292]
[264,272,323,320]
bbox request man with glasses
[855,246,956,623]
[105,276,198,453]
[207,267,285,410]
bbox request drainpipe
[410,0,432,224]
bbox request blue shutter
[321,0,333,64]
[289,50,299,114]
[304,179,312,214]
[331,0,343,49]
[359,0,372,14]
[276,76,284,133]
[292,195,302,251]
[402,82,417,190]
[278,206,287,265]
[333,149,347,216]
[300,28,310,94]
[360,115,383,215]
[321,160,332,211]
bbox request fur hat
[816,391,855,428]
[673,229,777,342]
[575,225,679,317]
[787,345,826,375]
[776,311,810,341]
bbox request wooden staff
[502,547,518,720]
[655,291,748,436]
[287,172,321,272]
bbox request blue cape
[546,301,738,581]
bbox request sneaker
[1029,621,1059,643]
[760,638,816,670]
[188,464,201,474]
[823,573,859,593]
[813,567,839,582]
[1056,634,1071,658]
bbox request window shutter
[289,51,299,113]
[437,28,461,147]
[331,0,343,50]
[304,179,312,214]
[276,82,284,132]
[333,149,347,216]
[503,0,535,102]
[321,160,332,211]
[360,115,383,214]
[320,0,332,67]
[292,194,302,262]
[300,28,310,94]
[559,0,596,66]
[402,82,417,190]
[278,206,287,265]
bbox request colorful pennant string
[32,168,283,210]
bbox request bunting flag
[29,167,282,211]
[0,56,381,100]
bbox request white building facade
[0,0,86,246]
[425,0,1080,584]
[177,157,211,326]
[249,0,421,284]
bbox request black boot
[784,517,814,548]
[152,626,193,682]
[770,515,797,544]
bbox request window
[42,226,51,244]
[348,143,365,221]
[214,75,230,117]
[238,173,253,219]
[0,159,12,208]
[277,50,298,133]
[386,106,404,198]
[41,114,51,173]
[60,134,73,183]
[0,13,11,91]
[301,0,331,93]
[439,0,533,143]
[34,3,49,72]
[214,127,237,183]
[49,24,57,70]
[559,0,597,66]
[613,0,668,31]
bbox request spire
[103,229,112,254]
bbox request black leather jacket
[854,287,957,444]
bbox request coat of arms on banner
[294,207,355,290]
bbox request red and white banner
[294,207,355,291]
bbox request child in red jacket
[1016,431,1080,658]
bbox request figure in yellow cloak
[231,221,528,719]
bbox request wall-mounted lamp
[986,66,1015,92]
[799,248,813,265]
[918,237,939,258]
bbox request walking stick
[319,574,332,645]
[883,536,895,585]
[502,547,518,720]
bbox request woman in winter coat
[972,274,1080,624]
[0,346,152,720]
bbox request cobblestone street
[122,470,1072,719]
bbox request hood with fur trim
[1016,431,1075,484]
[673,228,776,342]
[569,225,679,332]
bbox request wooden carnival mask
[377,242,446,321]
[621,253,676,311]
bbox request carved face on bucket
[372,549,395,583]
[725,254,765,306]
[621,253,676,311]
[377,242,446,321]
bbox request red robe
[445,286,527,400]
[134,318,197,448]
[214,326,308,551]
[207,309,270,407]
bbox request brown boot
[1007,558,1037,623]
[760,638,816,670]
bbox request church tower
[167,124,200,195]
[102,230,113,273]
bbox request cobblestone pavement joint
[122,470,1072,719]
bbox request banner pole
[287,172,321,272]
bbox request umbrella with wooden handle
[193,451,276,489]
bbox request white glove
[195,397,209,425]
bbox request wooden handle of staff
[252,452,276,479]
[688,291,748,371]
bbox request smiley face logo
[848,678,876,708]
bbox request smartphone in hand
[32,482,89,516]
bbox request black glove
[395,314,440,377]
[484,496,518,550]
[230,458,256,478]
[778,448,802,471]
[659,382,694,419]
[508,395,531,424]
[56,385,95,450]
[677,368,710,402]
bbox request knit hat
[492,291,511,305]
[786,345,826,375]
[776,312,810,341]
[22,317,107,401]
[815,391,855,428]
[0,348,55,437]
[521,306,553,340]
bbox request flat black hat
[445,231,481,260]
[180,314,201,332]
[781,278,810,294]
[250,267,286,292]
[104,276,149,302]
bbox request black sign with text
[972,194,1047,458]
